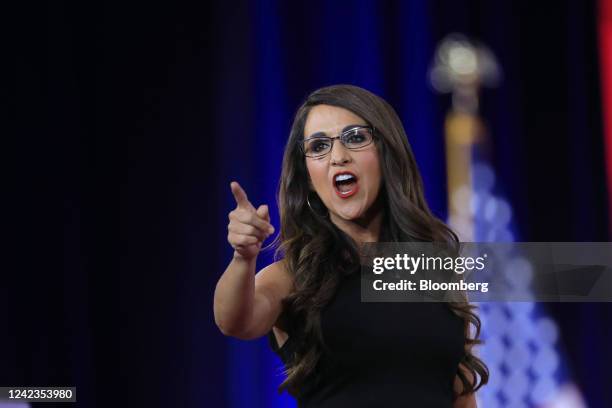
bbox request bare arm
[214,254,257,337]
[214,256,293,339]
[213,182,292,339]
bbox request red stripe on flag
[600,0,612,231]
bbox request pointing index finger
[231,181,255,211]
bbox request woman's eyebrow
[341,124,367,133]
[306,131,327,139]
[306,124,367,139]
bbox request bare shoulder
[253,260,294,340]
[255,259,294,301]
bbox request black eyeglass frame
[299,125,377,158]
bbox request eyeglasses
[300,126,376,158]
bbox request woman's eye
[310,140,329,152]
[346,133,365,144]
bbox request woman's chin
[332,205,365,221]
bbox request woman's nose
[330,140,351,165]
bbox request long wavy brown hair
[271,84,488,400]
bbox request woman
[214,84,488,407]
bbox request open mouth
[333,172,359,198]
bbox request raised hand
[227,181,275,260]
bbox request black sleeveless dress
[269,271,466,407]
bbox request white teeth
[335,174,355,182]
